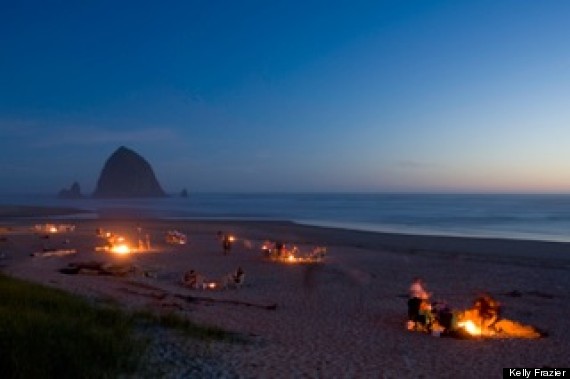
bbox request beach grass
[0,273,143,378]
[0,273,246,378]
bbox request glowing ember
[287,254,295,262]
[228,236,235,242]
[48,226,58,233]
[208,282,216,289]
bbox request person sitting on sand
[182,269,204,289]
[275,241,285,257]
[261,241,273,257]
[473,293,501,330]
[407,277,433,331]
[409,277,430,300]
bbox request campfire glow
[96,231,134,255]
[454,296,542,339]
[407,293,543,339]
[457,320,481,336]
[111,243,131,255]
[35,223,75,234]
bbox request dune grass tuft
[0,274,144,378]
[0,274,246,378]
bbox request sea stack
[93,146,166,198]
[58,181,83,199]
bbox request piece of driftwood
[174,294,277,310]
[60,261,138,276]
[32,249,77,257]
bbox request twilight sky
[1,0,569,194]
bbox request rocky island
[92,146,166,198]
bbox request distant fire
[262,242,327,264]
[96,231,134,255]
[111,243,131,255]
[35,223,75,234]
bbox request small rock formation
[180,188,189,198]
[58,181,83,199]
[93,146,166,198]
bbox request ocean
[2,193,570,243]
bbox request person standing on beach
[222,234,233,255]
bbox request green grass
[0,273,246,379]
[0,273,144,379]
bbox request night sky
[1,1,569,194]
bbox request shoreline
[2,204,570,263]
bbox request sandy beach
[1,209,569,378]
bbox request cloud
[28,126,179,148]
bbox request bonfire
[454,295,542,339]
[34,223,75,234]
[409,294,543,339]
[95,231,134,255]
[262,242,327,264]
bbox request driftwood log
[59,261,138,276]
[174,294,277,310]
[118,284,278,310]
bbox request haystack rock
[93,146,166,198]
[58,181,83,199]
[180,188,189,198]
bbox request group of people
[181,266,245,290]
[261,241,290,258]
[407,277,502,336]
[261,241,327,263]
[165,230,187,245]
